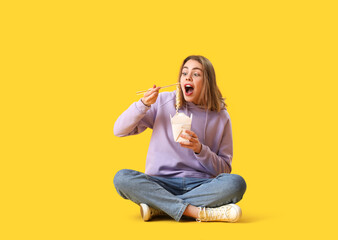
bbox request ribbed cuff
[194,144,207,158]
[135,99,151,113]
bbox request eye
[182,72,187,76]
[193,72,200,77]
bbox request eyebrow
[183,66,203,71]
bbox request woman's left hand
[179,129,202,154]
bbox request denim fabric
[113,169,246,221]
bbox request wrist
[194,143,202,154]
[141,98,150,107]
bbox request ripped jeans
[113,169,247,221]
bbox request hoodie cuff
[194,144,207,158]
[135,99,151,113]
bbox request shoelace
[207,206,232,220]
[197,206,232,221]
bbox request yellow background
[1,0,337,239]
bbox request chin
[184,97,195,103]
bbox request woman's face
[180,59,204,105]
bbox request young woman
[113,55,246,222]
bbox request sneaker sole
[227,204,242,223]
[140,203,151,221]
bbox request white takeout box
[170,112,193,143]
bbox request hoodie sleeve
[113,99,156,137]
[194,116,233,176]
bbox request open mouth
[184,84,194,96]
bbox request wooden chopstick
[136,83,179,95]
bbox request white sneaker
[197,204,242,222]
[140,203,166,221]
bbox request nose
[185,72,192,81]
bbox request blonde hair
[176,55,227,112]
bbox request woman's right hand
[141,85,161,106]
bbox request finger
[144,87,159,97]
[143,88,154,97]
[148,86,161,95]
[184,129,198,138]
[180,142,194,148]
[153,86,161,92]
[179,134,190,141]
[179,137,196,146]
[145,92,159,104]
[180,133,198,143]
[179,141,192,147]
[147,91,159,100]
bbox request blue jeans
[113,169,247,221]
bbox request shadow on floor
[131,212,270,223]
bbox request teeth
[186,84,192,88]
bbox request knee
[113,169,135,191]
[217,173,247,196]
[231,174,247,195]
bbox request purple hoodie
[114,91,233,178]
